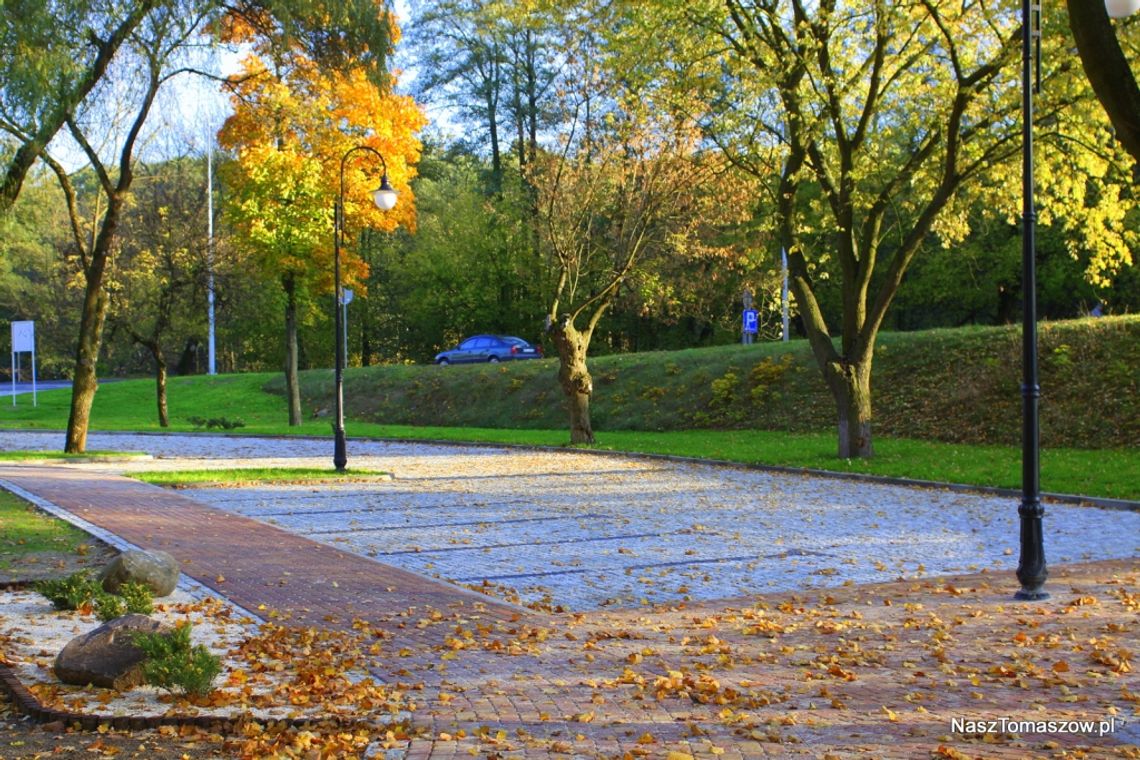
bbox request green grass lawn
[133,467,390,487]
[0,373,1135,501]
[0,489,93,570]
[0,450,148,461]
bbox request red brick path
[3,464,1137,759]
[0,466,527,645]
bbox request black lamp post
[1015,0,1138,600]
[1015,0,1047,601]
[334,146,397,472]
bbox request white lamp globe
[371,176,398,210]
[1106,0,1140,18]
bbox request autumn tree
[0,0,403,453]
[0,0,396,214]
[609,0,1136,458]
[534,78,736,443]
[219,14,424,425]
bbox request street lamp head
[371,175,398,211]
[1106,0,1140,17]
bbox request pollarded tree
[534,79,744,443]
[219,16,424,425]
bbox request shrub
[95,592,127,621]
[132,623,221,697]
[748,354,795,405]
[118,581,155,615]
[186,415,246,430]
[709,370,740,408]
[35,571,102,611]
[38,572,156,620]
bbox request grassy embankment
[0,317,1135,500]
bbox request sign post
[742,308,758,344]
[10,320,36,406]
[742,290,756,345]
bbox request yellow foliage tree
[219,11,425,425]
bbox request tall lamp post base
[1015,497,1049,600]
[333,426,347,472]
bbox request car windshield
[501,337,528,346]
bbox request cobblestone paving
[0,432,1136,758]
[1,430,1137,612]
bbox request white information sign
[10,320,37,406]
[11,321,34,352]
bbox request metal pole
[342,298,349,370]
[207,145,217,376]
[781,247,790,342]
[333,187,347,472]
[333,144,393,472]
[1016,0,1047,600]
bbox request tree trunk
[283,276,303,426]
[823,357,874,459]
[548,318,594,444]
[64,285,109,453]
[785,238,877,460]
[154,352,169,428]
[130,332,170,428]
[64,190,125,453]
[1067,0,1140,167]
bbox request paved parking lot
[2,431,1136,611]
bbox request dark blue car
[434,335,544,365]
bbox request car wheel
[438,358,450,366]
[488,356,500,363]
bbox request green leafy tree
[380,148,544,362]
[108,157,212,426]
[611,0,1135,458]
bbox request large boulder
[100,549,179,597]
[53,614,169,690]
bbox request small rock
[53,614,169,690]
[100,549,179,597]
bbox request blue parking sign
[743,308,758,334]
